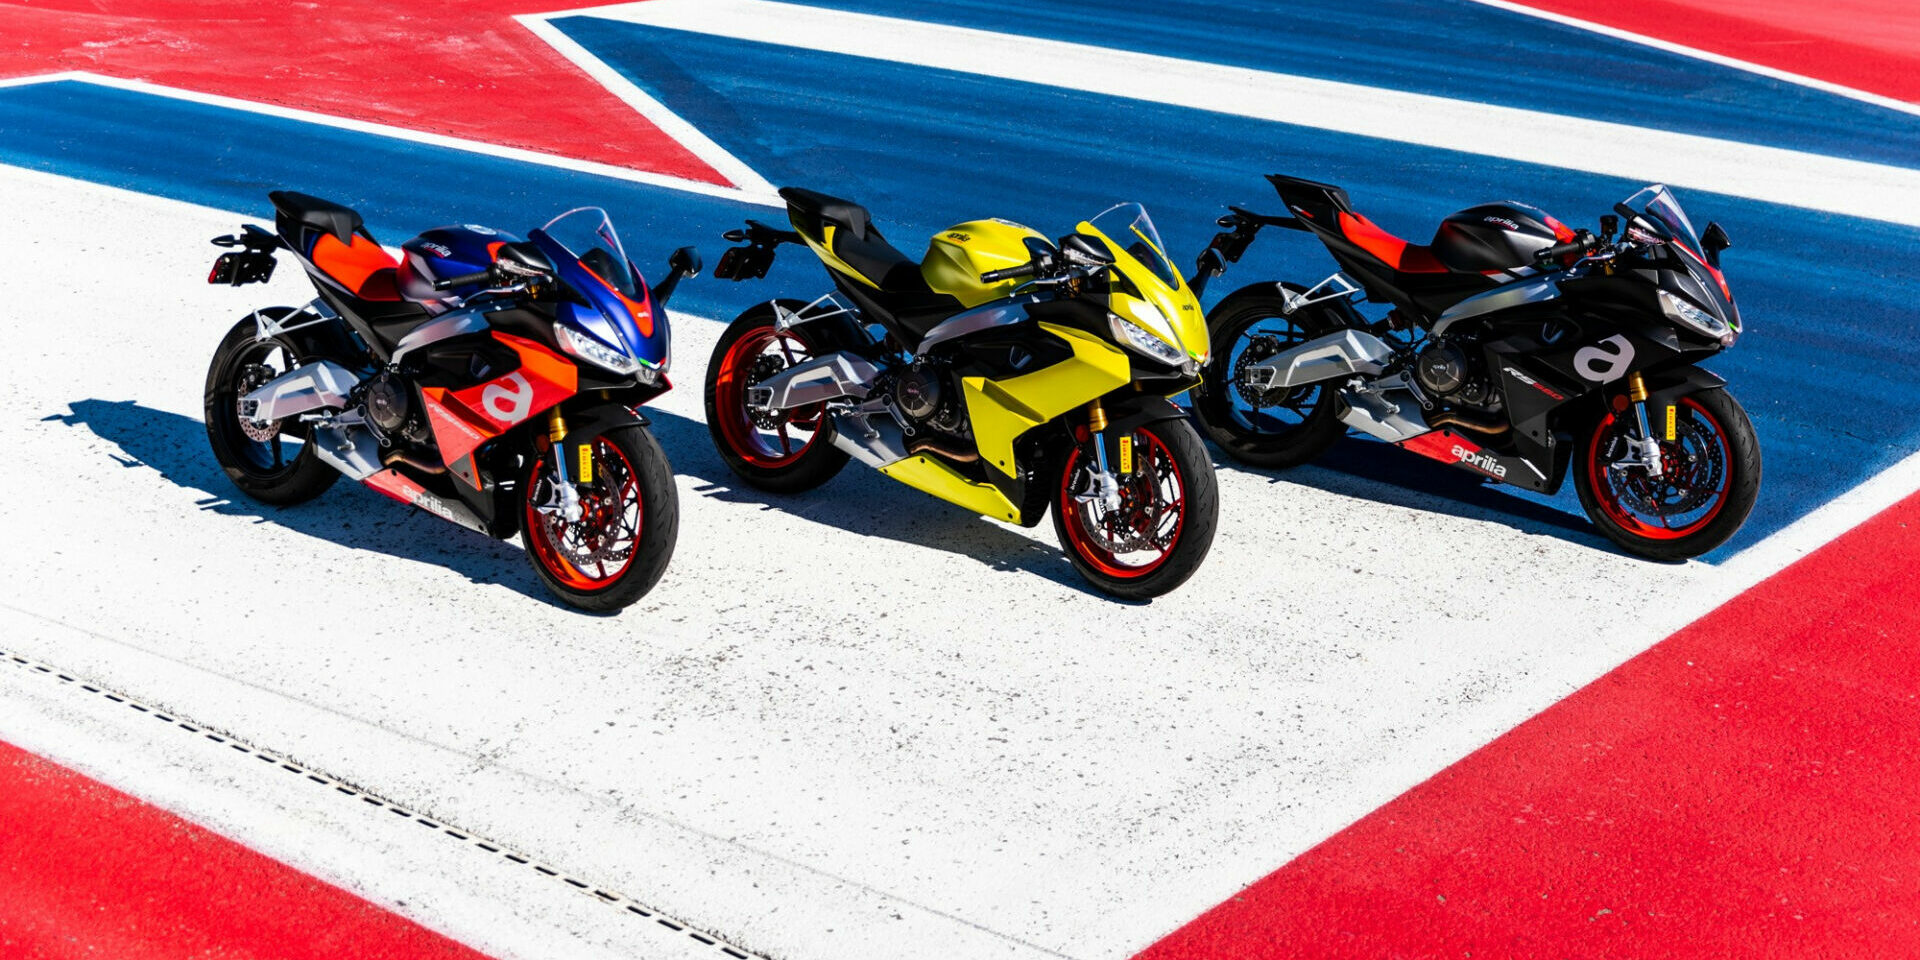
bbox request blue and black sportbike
[201,191,700,610]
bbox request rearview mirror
[669,245,703,277]
[653,246,703,305]
[1701,221,1731,267]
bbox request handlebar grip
[434,269,493,291]
[1533,238,1588,264]
[981,262,1038,283]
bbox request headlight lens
[556,323,645,376]
[1110,313,1186,366]
[1658,289,1736,346]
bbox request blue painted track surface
[5,0,1916,557]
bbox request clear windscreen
[1088,202,1180,288]
[541,207,640,298]
[1621,185,1705,259]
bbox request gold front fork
[1625,372,1664,478]
[547,408,591,483]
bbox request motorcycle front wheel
[1052,417,1219,599]
[1573,386,1761,562]
[521,424,679,612]
[203,314,339,505]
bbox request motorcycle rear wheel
[703,301,851,493]
[203,315,339,505]
[1193,285,1346,469]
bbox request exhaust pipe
[382,448,448,475]
[1427,410,1509,438]
[909,434,979,463]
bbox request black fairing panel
[830,270,963,345]
[1431,202,1567,273]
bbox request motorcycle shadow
[1241,435,1618,551]
[47,399,568,609]
[638,408,1111,600]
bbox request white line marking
[516,13,779,199]
[582,0,1920,229]
[1461,0,1920,119]
[0,70,781,208]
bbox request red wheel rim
[712,326,826,468]
[1585,395,1731,541]
[524,436,644,591]
[1057,427,1186,578]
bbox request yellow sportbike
[704,188,1218,598]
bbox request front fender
[1102,393,1189,433]
[1641,364,1727,407]
[556,402,651,480]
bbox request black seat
[269,190,368,246]
[778,187,962,340]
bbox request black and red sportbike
[202,191,700,609]
[1190,176,1759,560]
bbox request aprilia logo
[1453,444,1509,478]
[1574,335,1635,383]
[481,372,534,423]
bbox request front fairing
[1076,214,1209,366]
[529,229,671,377]
[1621,185,1740,338]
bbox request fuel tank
[1430,202,1573,273]
[921,218,1052,308]
[397,224,522,305]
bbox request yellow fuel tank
[921,219,1050,308]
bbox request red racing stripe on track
[1513,0,1920,102]
[1136,492,1920,959]
[0,740,496,960]
[0,1,724,183]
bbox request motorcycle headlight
[556,323,645,377]
[1658,289,1736,346]
[1109,303,1188,369]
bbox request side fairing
[419,331,579,464]
[963,323,1132,478]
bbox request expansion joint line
[0,645,761,960]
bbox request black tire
[203,314,339,505]
[703,300,850,493]
[1574,385,1761,562]
[1193,283,1347,469]
[521,424,679,612]
[1052,417,1219,600]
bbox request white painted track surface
[0,164,1900,959]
